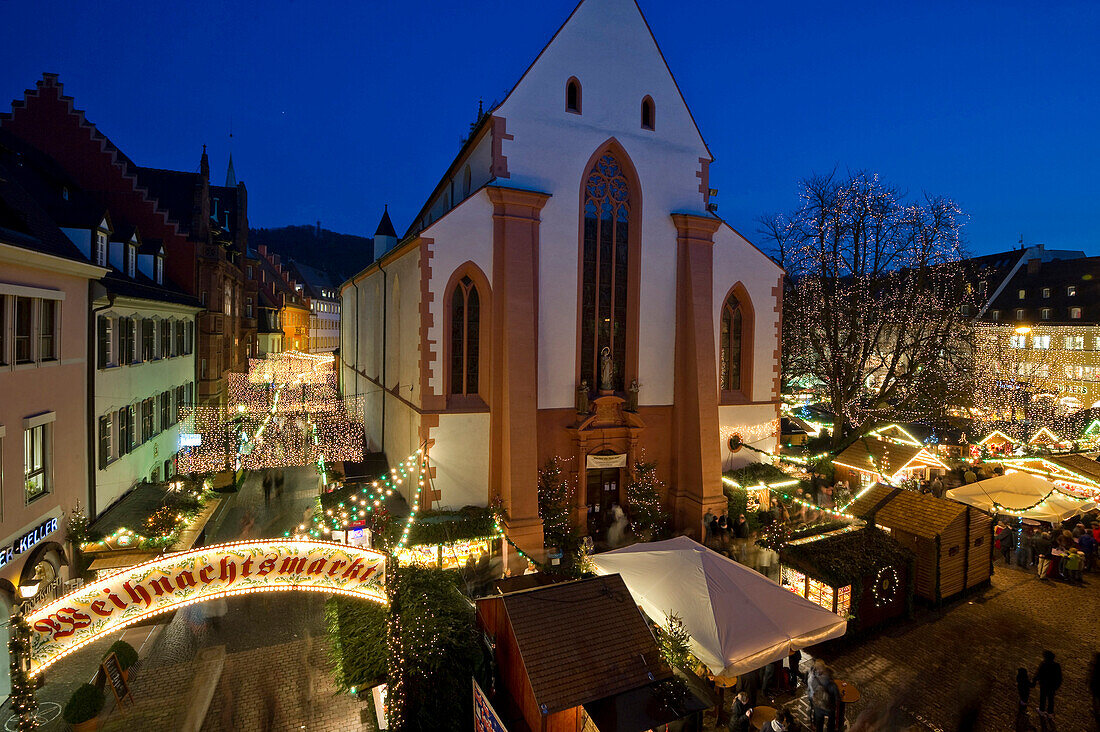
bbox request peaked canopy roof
[591,537,846,676]
[947,472,1096,522]
[847,484,967,540]
[834,436,947,478]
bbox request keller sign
[0,517,59,569]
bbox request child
[1065,548,1083,582]
[1017,667,1033,710]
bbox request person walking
[1000,523,1016,564]
[1034,532,1053,580]
[1034,650,1062,720]
[703,508,716,545]
[262,470,273,507]
[809,663,839,732]
[1015,667,1033,712]
[788,648,804,687]
[1016,527,1034,569]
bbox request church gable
[495,0,710,166]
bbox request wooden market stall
[996,454,1100,499]
[832,436,949,489]
[847,484,994,604]
[779,527,913,633]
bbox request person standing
[274,469,285,501]
[1034,532,1053,580]
[737,666,761,708]
[703,508,716,545]
[1016,527,1034,569]
[999,523,1016,564]
[728,691,753,732]
[262,470,273,507]
[1034,650,1062,720]
[788,648,804,687]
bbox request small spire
[375,205,397,238]
[226,154,237,187]
[200,145,209,179]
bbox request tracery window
[581,154,630,392]
[720,293,744,392]
[450,276,480,396]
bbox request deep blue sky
[2,1,1098,255]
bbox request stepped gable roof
[0,129,106,230]
[846,483,967,540]
[496,574,671,714]
[0,156,89,262]
[134,166,199,235]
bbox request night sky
[2,0,1097,256]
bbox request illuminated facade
[341,0,783,559]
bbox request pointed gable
[495,0,710,160]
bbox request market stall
[780,528,913,632]
[833,436,948,489]
[590,536,847,676]
[847,484,993,603]
[946,472,1097,522]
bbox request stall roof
[781,528,913,589]
[846,484,967,540]
[1045,453,1100,485]
[834,437,928,476]
[496,574,671,715]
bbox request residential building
[340,0,784,561]
[255,288,284,357]
[1,74,255,407]
[0,142,108,695]
[975,252,1100,420]
[287,260,340,353]
[251,245,311,352]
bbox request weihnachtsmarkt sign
[27,540,386,675]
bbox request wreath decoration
[873,566,898,607]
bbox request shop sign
[27,539,386,675]
[586,453,627,469]
[179,433,202,448]
[0,516,60,569]
[474,677,508,732]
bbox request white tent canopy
[590,536,846,677]
[947,471,1096,522]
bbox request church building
[341,0,783,559]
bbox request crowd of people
[994,514,1099,582]
[702,509,780,579]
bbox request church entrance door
[586,468,622,538]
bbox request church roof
[374,206,396,238]
[134,167,200,236]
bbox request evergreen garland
[8,612,38,730]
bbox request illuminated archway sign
[26,540,386,676]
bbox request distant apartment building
[251,245,311,352]
[288,260,340,353]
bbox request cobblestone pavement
[700,559,1099,731]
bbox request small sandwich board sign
[100,652,134,709]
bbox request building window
[127,245,136,278]
[141,318,155,360]
[978,281,988,296]
[1067,285,1077,296]
[1070,307,1082,319]
[156,256,164,285]
[991,310,1000,321]
[1066,335,1084,350]
[161,320,173,357]
[175,320,185,355]
[247,265,253,279]
[201,291,208,306]
[449,275,480,396]
[722,296,745,391]
[23,424,49,502]
[566,77,581,113]
[98,414,112,468]
[141,398,155,442]
[580,153,631,392]
[462,165,471,198]
[201,358,207,379]
[118,406,132,455]
[1041,308,1051,320]
[1042,288,1051,298]
[38,299,57,361]
[119,317,135,365]
[97,315,112,369]
[0,296,6,365]
[95,232,108,267]
[185,321,194,354]
[159,391,171,430]
[1017,289,1025,299]
[1010,334,1026,349]
[14,296,33,364]
[246,298,254,318]
[1032,335,1050,349]
[1015,309,1025,320]
[640,95,655,130]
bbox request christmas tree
[537,457,580,554]
[626,460,669,540]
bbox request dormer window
[566,77,581,114]
[127,245,136,278]
[95,232,108,267]
[641,96,655,130]
[61,187,69,201]
[155,256,164,285]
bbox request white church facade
[341,0,783,558]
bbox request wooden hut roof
[834,437,921,476]
[846,484,967,540]
[498,574,671,714]
[781,527,913,588]
[1045,453,1100,485]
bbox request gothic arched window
[580,153,630,391]
[720,293,744,392]
[566,77,582,114]
[450,275,480,395]
[641,96,655,130]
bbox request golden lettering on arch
[26,540,386,676]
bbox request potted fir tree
[63,683,104,732]
[104,640,138,681]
